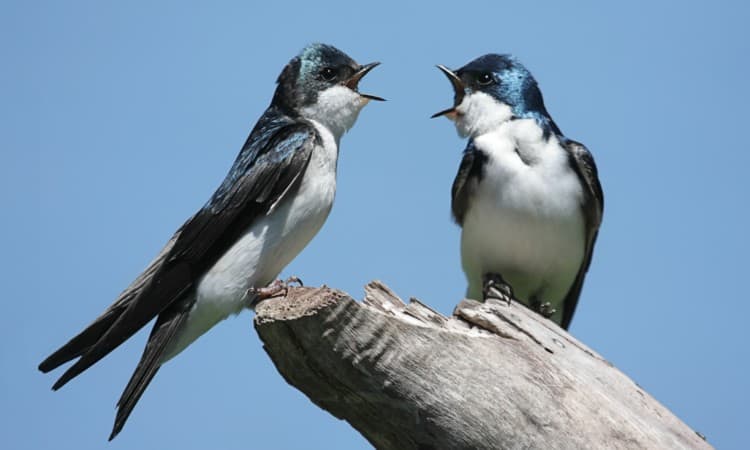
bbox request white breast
[460,119,585,319]
[161,82,371,362]
[162,121,338,361]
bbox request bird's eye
[320,67,338,81]
[477,73,494,86]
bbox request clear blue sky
[4,1,749,449]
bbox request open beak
[345,62,385,101]
[431,64,465,119]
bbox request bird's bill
[345,62,386,102]
[431,64,465,119]
[431,106,458,119]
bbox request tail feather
[38,302,129,375]
[109,308,189,440]
[49,280,192,391]
[38,233,180,384]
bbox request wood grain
[254,281,711,450]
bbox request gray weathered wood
[254,281,711,450]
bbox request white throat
[452,91,513,139]
[300,85,369,142]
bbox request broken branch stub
[253,281,711,450]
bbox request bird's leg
[248,279,286,300]
[482,272,515,305]
[248,276,304,301]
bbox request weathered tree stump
[253,281,710,450]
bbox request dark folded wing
[39,111,318,388]
[108,299,191,440]
[451,141,487,225]
[560,139,604,329]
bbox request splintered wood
[254,281,711,450]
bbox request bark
[253,281,711,450]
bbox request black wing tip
[48,355,94,391]
[109,425,122,441]
[38,355,76,390]
[38,361,53,373]
[38,351,69,374]
[110,400,135,440]
[51,372,74,391]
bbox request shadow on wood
[253,281,710,450]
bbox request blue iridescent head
[433,54,560,137]
[272,43,383,113]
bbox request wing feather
[40,109,318,391]
[560,139,604,329]
[451,141,487,225]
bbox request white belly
[162,124,338,361]
[461,124,585,321]
[461,197,584,300]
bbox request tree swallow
[38,43,383,439]
[433,54,603,330]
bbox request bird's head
[274,43,383,138]
[432,54,555,138]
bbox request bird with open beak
[39,43,383,439]
[433,54,603,330]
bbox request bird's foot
[482,272,515,305]
[248,276,304,301]
[538,301,557,319]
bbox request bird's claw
[247,279,287,300]
[284,275,304,288]
[247,276,304,301]
[538,301,557,318]
[482,272,515,306]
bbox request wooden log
[253,281,711,450]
